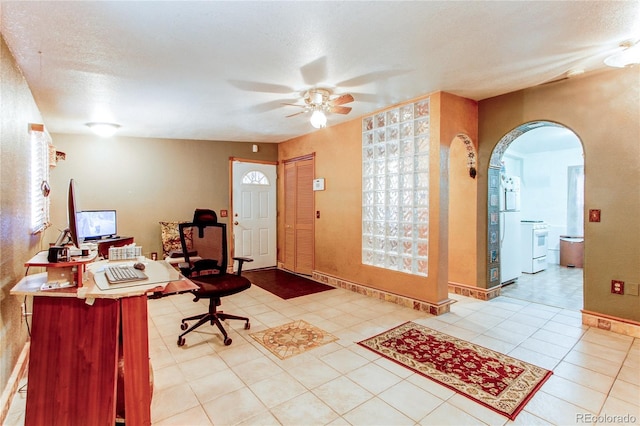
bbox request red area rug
[358,321,552,420]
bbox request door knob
[234,221,239,225]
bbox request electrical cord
[23,265,35,338]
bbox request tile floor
[5,270,639,425]
[500,263,583,311]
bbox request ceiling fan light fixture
[604,40,640,68]
[310,109,327,129]
[86,122,120,137]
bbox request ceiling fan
[284,88,354,128]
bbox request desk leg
[120,295,152,425]
[25,297,119,426]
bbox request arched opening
[487,121,584,310]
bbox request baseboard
[448,281,502,301]
[581,310,640,338]
[0,342,29,425]
[313,271,455,316]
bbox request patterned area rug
[358,321,552,420]
[251,320,338,360]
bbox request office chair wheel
[180,322,188,331]
[224,337,232,346]
[244,322,251,330]
[177,336,186,347]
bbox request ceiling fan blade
[286,110,308,118]
[228,79,294,94]
[337,69,410,88]
[330,105,352,115]
[247,98,299,114]
[329,93,354,106]
[282,102,307,108]
[348,92,378,103]
[300,56,328,86]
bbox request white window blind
[30,125,51,234]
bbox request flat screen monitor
[77,210,117,240]
[67,178,82,248]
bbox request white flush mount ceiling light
[86,122,120,137]
[604,40,640,68]
[309,108,327,129]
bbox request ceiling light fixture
[309,109,327,129]
[86,122,120,137]
[604,40,640,68]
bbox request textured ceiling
[1,1,639,143]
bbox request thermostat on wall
[313,178,325,191]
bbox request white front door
[231,160,277,270]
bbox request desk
[25,250,98,287]
[11,259,197,425]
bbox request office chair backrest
[179,221,228,275]
[193,208,217,224]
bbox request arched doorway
[487,121,585,310]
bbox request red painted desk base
[25,295,151,425]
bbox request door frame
[282,153,315,274]
[228,157,278,265]
[486,121,585,304]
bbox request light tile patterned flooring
[500,263,584,311]
[6,269,639,425]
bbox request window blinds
[30,125,51,234]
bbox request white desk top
[11,259,196,299]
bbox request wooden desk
[11,260,197,426]
[25,250,98,287]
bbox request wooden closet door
[283,157,314,274]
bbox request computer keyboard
[104,265,148,284]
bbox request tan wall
[278,92,478,304]
[47,134,278,258]
[478,67,640,322]
[439,93,479,289]
[0,35,43,403]
[449,136,478,286]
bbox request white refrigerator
[499,175,521,284]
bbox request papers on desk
[90,260,181,292]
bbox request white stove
[521,221,549,273]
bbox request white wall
[503,147,584,263]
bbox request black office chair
[176,209,253,346]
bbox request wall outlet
[611,280,624,295]
[626,282,639,296]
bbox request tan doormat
[358,321,552,420]
[251,320,338,360]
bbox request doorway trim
[486,120,585,294]
[229,157,278,267]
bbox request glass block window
[242,170,269,185]
[362,98,430,276]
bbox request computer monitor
[67,179,82,248]
[54,179,82,249]
[77,210,117,240]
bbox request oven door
[532,229,548,258]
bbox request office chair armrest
[233,257,253,275]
